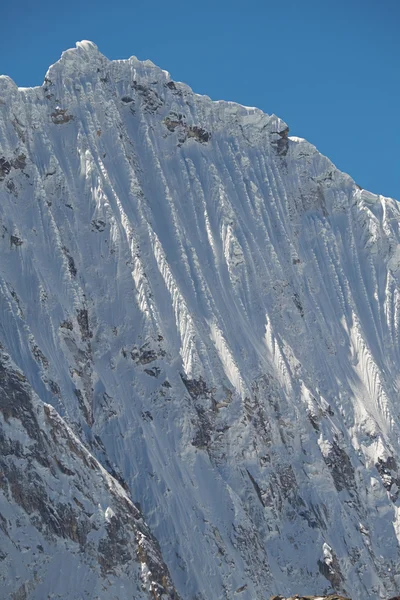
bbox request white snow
[1,41,400,599]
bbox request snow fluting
[0,41,400,599]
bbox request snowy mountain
[1,40,400,599]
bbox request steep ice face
[1,42,400,599]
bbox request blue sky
[1,0,399,199]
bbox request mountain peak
[1,43,400,600]
[44,39,108,84]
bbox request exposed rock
[0,157,12,180]
[165,81,178,91]
[62,245,77,277]
[163,113,211,144]
[76,308,92,341]
[133,80,163,113]
[376,456,400,502]
[13,153,27,170]
[91,218,106,231]
[144,366,161,377]
[0,354,179,599]
[51,108,74,124]
[187,125,211,143]
[323,440,355,493]
[0,154,26,181]
[31,344,49,368]
[271,126,290,156]
[10,234,23,247]
[130,341,165,365]
[181,375,212,399]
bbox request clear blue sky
[1,0,399,199]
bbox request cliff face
[0,351,179,599]
[1,41,400,599]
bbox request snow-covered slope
[0,350,179,600]
[1,41,400,599]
